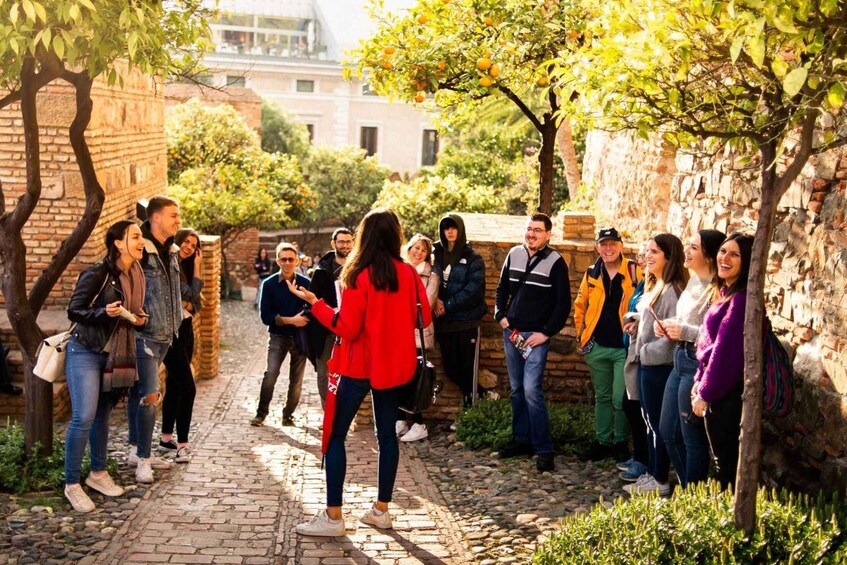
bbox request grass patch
[534,482,847,564]
[455,398,593,454]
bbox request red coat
[311,259,432,390]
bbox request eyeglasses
[278,257,297,263]
[526,227,548,234]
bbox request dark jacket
[68,261,124,352]
[306,250,344,360]
[138,221,183,343]
[260,272,311,337]
[494,244,571,337]
[432,214,487,329]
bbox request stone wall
[164,84,263,130]
[583,129,847,493]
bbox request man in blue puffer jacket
[432,213,488,408]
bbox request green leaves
[827,82,846,109]
[782,67,807,96]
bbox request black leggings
[437,327,479,407]
[161,318,197,444]
[623,391,648,465]
[704,385,743,492]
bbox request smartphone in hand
[646,305,668,336]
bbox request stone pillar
[195,235,222,380]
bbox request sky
[315,0,417,53]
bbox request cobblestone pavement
[93,301,472,564]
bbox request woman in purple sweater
[691,233,754,492]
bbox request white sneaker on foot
[85,473,125,497]
[623,475,672,496]
[128,451,173,469]
[395,421,410,436]
[64,484,95,513]
[360,507,393,529]
[135,458,154,484]
[175,446,192,464]
[295,510,346,537]
[400,423,428,442]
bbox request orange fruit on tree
[437,60,447,70]
[476,57,492,71]
[489,64,500,78]
[383,46,396,55]
[418,14,429,24]
[382,61,394,70]
[479,76,493,87]
[535,76,549,86]
[483,16,494,25]
[415,93,425,103]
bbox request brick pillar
[195,235,221,379]
[559,212,596,240]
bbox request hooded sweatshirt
[432,213,488,331]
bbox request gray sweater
[674,275,712,343]
[635,283,681,366]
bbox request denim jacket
[138,237,182,344]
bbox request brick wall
[223,228,260,293]
[164,84,263,130]
[582,130,847,493]
[356,212,617,427]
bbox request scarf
[103,262,145,393]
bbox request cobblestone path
[95,302,472,565]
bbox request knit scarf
[103,262,145,393]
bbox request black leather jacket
[67,261,124,352]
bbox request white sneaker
[622,474,651,493]
[360,507,393,529]
[623,475,672,496]
[175,446,191,464]
[449,421,457,432]
[64,484,95,513]
[135,458,154,484]
[128,451,174,469]
[395,421,410,436]
[85,473,125,497]
[400,423,428,443]
[295,510,346,537]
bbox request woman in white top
[395,234,440,442]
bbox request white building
[202,0,438,173]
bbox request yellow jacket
[574,256,642,348]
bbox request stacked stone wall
[583,130,847,493]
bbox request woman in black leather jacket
[64,220,148,513]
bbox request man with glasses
[494,212,571,472]
[306,228,353,408]
[251,242,311,427]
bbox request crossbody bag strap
[505,247,547,314]
[68,270,112,335]
[410,265,427,366]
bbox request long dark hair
[646,233,688,300]
[175,228,201,285]
[717,232,754,301]
[105,220,138,272]
[342,208,403,291]
[698,228,726,299]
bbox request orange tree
[348,0,585,214]
[554,0,847,533]
[0,0,211,453]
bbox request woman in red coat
[289,209,431,537]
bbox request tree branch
[28,70,105,313]
[496,84,543,132]
[0,90,22,110]
[774,109,819,196]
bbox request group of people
[574,226,754,496]
[63,196,203,513]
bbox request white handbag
[33,331,73,383]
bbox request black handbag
[398,266,438,414]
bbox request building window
[296,80,315,93]
[421,129,439,166]
[305,124,315,142]
[360,126,378,156]
[226,75,246,87]
[361,83,378,96]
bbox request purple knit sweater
[694,290,747,403]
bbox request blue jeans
[65,339,111,485]
[659,344,709,487]
[127,338,169,458]
[326,376,400,507]
[503,329,553,454]
[639,364,673,483]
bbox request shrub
[455,399,593,454]
[534,482,847,564]
[0,422,65,494]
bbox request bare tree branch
[496,84,543,132]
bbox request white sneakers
[175,446,192,464]
[400,423,428,443]
[623,474,672,497]
[135,458,154,484]
[295,510,346,537]
[128,451,174,470]
[85,473,125,497]
[360,507,393,529]
[65,484,95,513]
[395,421,410,436]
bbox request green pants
[585,344,629,445]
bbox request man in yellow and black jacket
[573,227,641,463]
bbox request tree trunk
[537,119,557,215]
[556,118,581,197]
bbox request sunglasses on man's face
[278,257,297,263]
